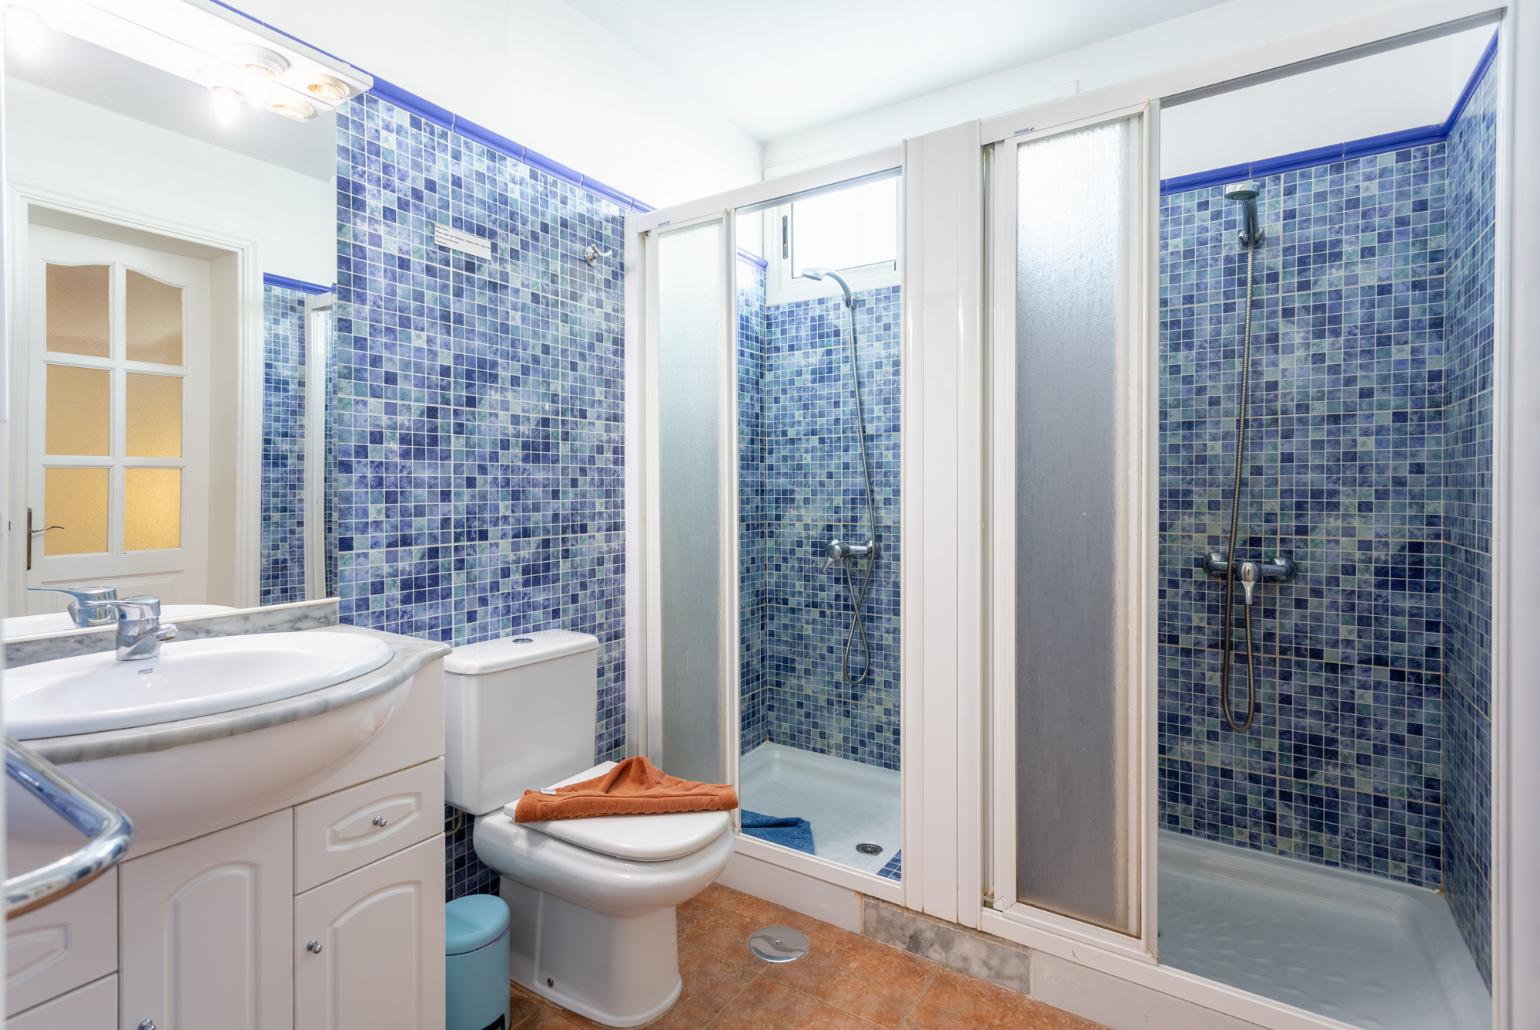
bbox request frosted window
[44,467,109,555]
[124,468,181,551]
[126,269,183,365]
[1013,118,1138,935]
[125,373,183,458]
[46,364,110,456]
[792,176,898,276]
[46,264,109,357]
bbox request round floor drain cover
[856,842,883,856]
[748,925,810,963]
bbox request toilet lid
[505,762,733,863]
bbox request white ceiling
[568,0,1232,142]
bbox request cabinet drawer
[5,868,117,1016]
[294,758,443,891]
[9,973,116,1030]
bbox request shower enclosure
[635,160,905,888]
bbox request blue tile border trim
[1162,29,1498,195]
[1442,28,1500,135]
[368,76,654,214]
[262,272,332,295]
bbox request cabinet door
[294,835,444,1030]
[120,811,294,1030]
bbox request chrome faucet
[101,597,178,662]
[825,538,877,569]
[25,586,119,628]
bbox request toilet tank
[443,630,599,816]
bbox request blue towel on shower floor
[741,810,815,855]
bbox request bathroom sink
[5,630,393,739]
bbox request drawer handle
[306,939,324,954]
[372,815,389,827]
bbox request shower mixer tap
[825,538,876,569]
[1201,551,1296,585]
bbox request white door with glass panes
[24,225,210,609]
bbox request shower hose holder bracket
[1201,552,1297,582]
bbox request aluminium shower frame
[974,2,1523,1028]
[625,145,911,907]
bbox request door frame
[983,100,1157,960]
[4,178,264,611]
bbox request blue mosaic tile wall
[737,270,902,771]
[1158,142,1450,888]
[738,259,772,753]
[260,284,309,605]
[334,93,627,900]
[1441,56,1496,986]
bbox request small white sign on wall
[434,223,492,260]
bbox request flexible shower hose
[1219,244,1259,733]
[838,296,878,686]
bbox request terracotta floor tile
[902,969,1106,1030]
[706,979,879,1030]
[760,920,936,1027]
[699,884,815,929]
[646,950,762,1029]
[679,900,781,977]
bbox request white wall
[233,0,762,207]
[762,0,1460,177]
[4,79,334,283]
[1160,25,1491,180]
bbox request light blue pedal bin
[446,894,511,1030]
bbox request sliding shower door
[646,216,734,784]
[988,109,1152,941]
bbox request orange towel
[512,756,740,823]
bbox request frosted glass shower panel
[656,220,728,784]
[1013,117,1140,935]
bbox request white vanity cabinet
[4,653,447,1030]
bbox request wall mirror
[3,15,359,638]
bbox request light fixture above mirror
[30,0,370,124]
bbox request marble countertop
[20,626,451,765]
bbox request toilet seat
[507,761,734,862]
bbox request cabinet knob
[372,815,389,827]
[306,939,324,954]
[139,1020,157,1030]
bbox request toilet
[443,631,735,1028]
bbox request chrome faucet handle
[1239,561,1260,607]
[99,597,178,662]
[25,586,120,627]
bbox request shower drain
[856,842,883,856]
[749,925,810,963]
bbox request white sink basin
[5,630,393,739]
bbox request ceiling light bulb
[234,44,287,104]
[306,76,349,104]
[3,4,46,58]
[209,84,244,126]
[269,98,317,121]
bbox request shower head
[1224,182,1263,249]
[801,266,854,307]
